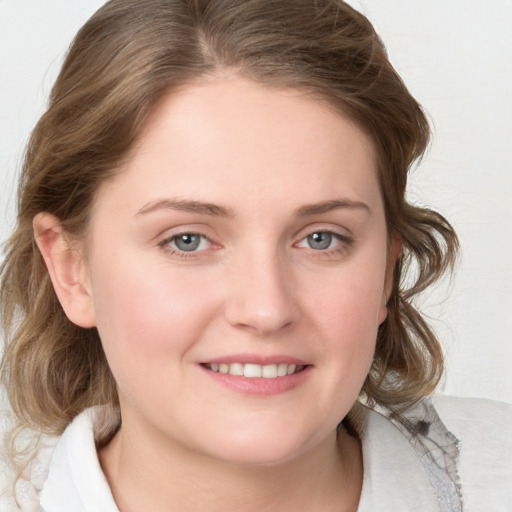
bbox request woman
[1,1,510,511]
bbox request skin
[35,77,396,512]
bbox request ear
[378,236,402,324]
[33,212,96,328]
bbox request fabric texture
[1,395,511,511]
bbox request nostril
[224,293,295,331]
[223,258,300,334]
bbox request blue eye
[297,231,346,251]
[174,234,201,251]
[167,233,210,252]
[307,232,333,250]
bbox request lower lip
[199,365,312,396]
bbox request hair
[1,0,458,441]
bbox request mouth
[201,362,308,379]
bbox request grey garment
[386,398,463,512]
[354,397,463,512]
[9,395,512,511]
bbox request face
[79,78,392,466]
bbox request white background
[1,1,511,403]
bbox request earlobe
[33,212,96,328]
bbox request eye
[165,233,211,252]
[296,231,346,251]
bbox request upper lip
[200,354,310,366]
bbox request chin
[199,419,327,468]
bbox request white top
[1,395,511,511]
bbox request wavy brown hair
[1,0,458,438]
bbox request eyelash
[158,229,353,259]
[294,229,353,258]
[158,232,213,259]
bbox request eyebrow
[295,198,371,216]
[136,198,234,217]
[135,197,370,218]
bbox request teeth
[230,363,244,376]
[206,362,304,378]
[262,364,277,378]
[277,363,288,377]
[244,363,262,378]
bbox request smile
[202,362,307,378]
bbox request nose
[224,249,300,336]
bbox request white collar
[40,407,118,512]
[38,401,457,511]
[357,405,441,511]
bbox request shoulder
[0,410,18,512]
[432,393,512,433]
[2,405,118,512]
[356,394,512,512]
[0,409,59,512]
[432,394,512,512]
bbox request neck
[99,421,362,512]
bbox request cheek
[88,257,219,379]
[316,286,379,367]
[305,251,387,370]
[313,261,386,334]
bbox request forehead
[93,78,381,219]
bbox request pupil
[308,232,331,250]
[175,234,200,251]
